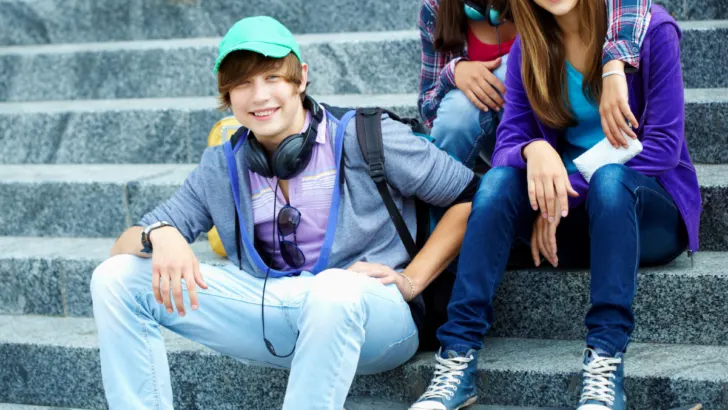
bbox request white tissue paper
[573,133,643,183]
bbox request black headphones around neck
[238,95,323,180]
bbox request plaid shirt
[417,0,653,127]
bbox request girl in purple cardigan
[410,2,702,410]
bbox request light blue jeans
[90,254,418,410]
[430,89,502,168]
[430,54,508,168]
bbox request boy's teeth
[254,109,275,117]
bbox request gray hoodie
[139,110,474,278]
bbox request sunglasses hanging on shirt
[261,181,305,358]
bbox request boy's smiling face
[228,62,309,151]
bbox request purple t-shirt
[248,110,335,271]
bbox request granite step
[0,0,721,47]
[0,163,724,248]
[0,21,725,103]
[0,89,726,165]
[0,405,85,410]
[0,401,573,410]
[1,236,727,346]
[0,314,724,409]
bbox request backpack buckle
[360,107,379,117]
[368,161,386,183]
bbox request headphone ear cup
[271,135,307,180]
[245,137,274,178]
[488,7,501,26]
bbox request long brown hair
[510,0,606,129]
[434,0,512,52]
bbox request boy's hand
[150,226,208,317]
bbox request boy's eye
[267,75,281,80]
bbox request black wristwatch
[141,221,172,253]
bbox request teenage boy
[91,16,478,410]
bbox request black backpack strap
[355,107,419,259]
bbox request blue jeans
[430,89,501,168]
[91,255,418,409]
[437,164,688,355]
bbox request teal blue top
[561,61,606,174]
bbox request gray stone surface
[0,405,86,409]
[685,88,728,164]
[695,165,728,251]
[0,94,417,164]
[0,0,722,47]
[1,163,727,246]
[345,398,570,410]
[0,90,724,164]
[0,24,724,103]
[0,0,420,46]
[0,164,195,237]
[0,236,727,346]
[1,316,725,409]
[656,0,728,20]
[680,20,728,89]
[0,237,219,317]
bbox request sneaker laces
[579,352,621,406]
[419,352,473,401]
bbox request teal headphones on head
[463,1,502,26]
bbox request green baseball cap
[213,16,302,74]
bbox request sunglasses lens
[280,240,305,268]
[278,206,301,236]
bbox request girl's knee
[587,164,632,209]
[474,167,527,206]
[431,90,481,138]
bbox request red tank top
[467,27,516,62]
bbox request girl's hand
[347,262,414,301]
[531,198,562,267]
[453,59,506,112]
[523,141,579,221]
[600,59,639,148]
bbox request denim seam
[464,131,486,167]
[134,300,162,410]
[326,314,355,408]
[137,286,298,309]
[359,327,418,369]
[283,306,300,334]
[633,185,679,212]
[587,337,619,355]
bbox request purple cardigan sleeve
[491,39,591,209]
[491,38,543,170]
[624,23,684,174]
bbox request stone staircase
[0,0,726,409]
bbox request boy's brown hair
[216,51,306,111]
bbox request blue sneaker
[577,348,626,410]
[409,348,478,410]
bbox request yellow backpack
[206,115,243,257]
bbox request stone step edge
[0,163,725,186]
[1,19,727,56]
[0,89,725,114]
[1,314,727,383]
